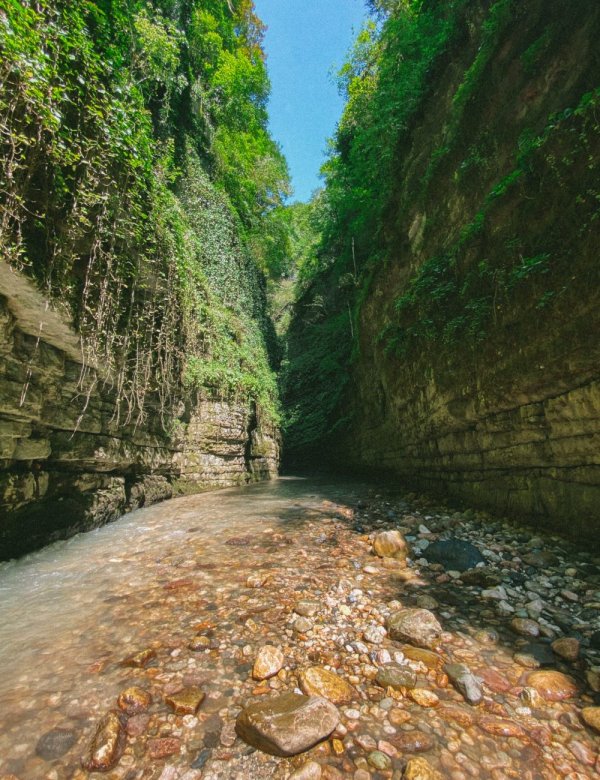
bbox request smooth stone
[298,666,357,704]
[551,637,580,661]
[253,646,284,680]
[473,628,499,645]
[293,617,313,633]
[35,728,77,760]
[522,550,558,567]
[295,601,320,617]
[400,646,444,670]
[526,670,577,701]
[460,568,502,587]
[165,687,205,715]
[290,761,323,779]
[122,648,156,667]
[444,663,482,704]
[235,692,339,757]
[392,730,435,753]
[478,715,527,739]
[189,636,211,651]
[511,618,540,637]
[415,594,438,610]
[82,711,125,772]
[408,688,439,707]
[581,707,600,733]
[117,686,152,715]
[403,757,443,780]
[436,705,475,728]
[387,609,443,649]
[376,664,417,690]
[517,641,555,665]
[423,539,485,571]
[373,530,410,560]
[367,750,391,770]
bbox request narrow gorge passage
[0,476,598,779]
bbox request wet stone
[376,664,417,690]
[403,757,444,780]
[235,692,339,757]
[289,761,323,779]
[294,600,319,617]
[551,637,580,661]
[293,617,313,633]
[392,730,435,753]
[387,609,443,649]
[423,539,485,571]
[147,737,181,759]
[82,711,125,772]
[252,645,284,680]
[511,617,540,637]
[526,670,577,701]
[401,646,444,669]
[373,530,410,561]
[165,686,205,715]
[298,666,357,704]
[122,648,157,668]
[444,663,482,704]
[581,707,600,733]
[36,728,77,760]
[367,750,391,770]
[117,686,152,715]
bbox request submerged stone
[235,692,339,756]
[252,645,284,680]
[165,686,205,715]
[423,539,485,571]
[36,728,77,760]
[298,666,357,704]
[526,670,577,701]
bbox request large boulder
[235,692,339,757]
[423,539,485,571]
[387,609,443,649]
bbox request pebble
[581,707,600,733]
[147,737,181,759]
[165,686,205,715]
[253,645,284,680]
[510,617,540,637]
[367,750,391,770]
[404,757,444,780]
[35,728,77,760]
[375,664,417,690]
[363,624,387,644]
[117,686,152,715]
[372,530,410,561]
[444,663,482,704]
[526,670,578,701]
[298,666,357,704]
[290,761,323,779]
[551,637,580,661]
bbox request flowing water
[0,476,598,779]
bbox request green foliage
[0,0,287,428]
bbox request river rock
[117,686,152,715]
[373,530,410,560]
[401,646,444,669]
[82,711,125,772]
[408,688,439,707]
[165,686,205,715]
[526,670,577,701]
[368,750,392,770]
[511,617,540,637]
[298,666,357,704]
[551,637,580,661]
[235,692,339,756]
[293,617,313,633]
[391,730,435,753]
[581,707,600,733]
[147,738,181,759]
[387,609,443,648]
[290,761,323,780]
[444,663,482,704]
[122,648,156,668]
[375,664,417,690]
[403,757,443,780]
[460,567,502,587]
[478,715,527,739]
[423,539,485,571]
[36,728,77,760]
[253,646,284,680]
[294,600,320,617]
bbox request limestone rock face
[298,666,357,704]
[235,692,339,756]
[387,609,443,649]
[0,263,280,560]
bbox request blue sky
[254,0,368,203]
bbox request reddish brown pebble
[147,737,181,759]
[117,686,152,715]
[122,648,157,668]
[82,711,125,772]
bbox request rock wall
[328,1,600,543]
[0,262,279,560]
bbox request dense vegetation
[0,0,289,425]
[281,0,600,458]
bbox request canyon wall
[0,264,278,560]
[285,0,600,543]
